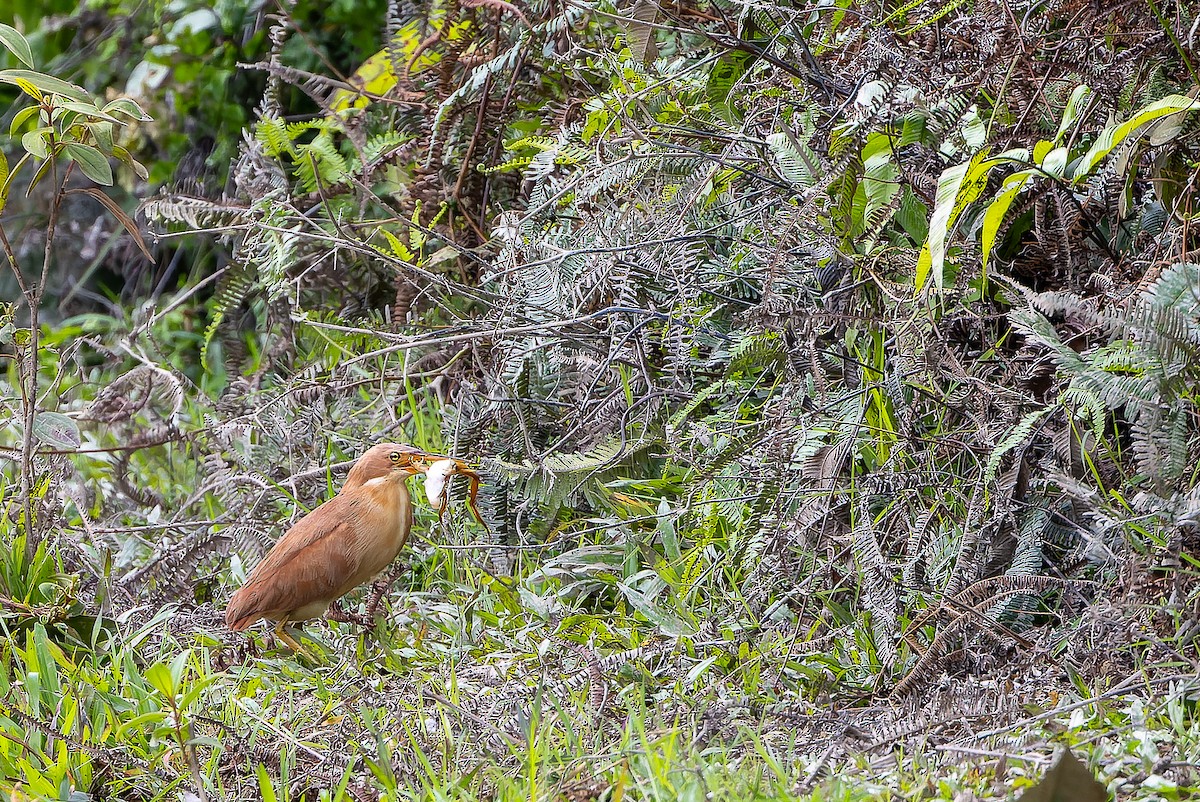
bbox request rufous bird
[225,442,432,653]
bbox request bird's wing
[225,495,364,629]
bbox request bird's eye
[389,451,402,463]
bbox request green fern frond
[201,264,257,370]
[256,117,293,158]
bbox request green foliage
[922,87,1200,290]
[5,0,1200,799]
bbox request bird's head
[344,442,434,490]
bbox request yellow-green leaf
[980,169,1035,277]
[144,662,176,699]
[1074,94,1200,181]
[0,68,89,101]
[20,128,49,159]
[9,104,39,137]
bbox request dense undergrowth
[2,0,1200,798]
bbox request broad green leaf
[329,19,442,111]
[64,142,113,185]
[1074,94,1200,180]
[0,24,33,68]
[1041,146,1068,177]
[112,145,149,180]
[32,411,80,449]
[918,147,1028,291]
[21,128,49,159]
[918,152,986,291]
[116,711,169,736]
[143,662,176,699]
[1055,84,1093,143]
[0,69,90,102]
[102,97,151,121]
[980,169,1036,276]
[86,120,115,153]
[657,499,680,562]
[617,582,695,636]
[684,654,721,686]
[1146,99,1196,146]
[9,104,39,137]
[862,132,899,218]
[169,650,190,687]
[59,100,121,123]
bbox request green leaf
[919,156,974,291]
[144,662,176,699]
[169,650,190,688]
[0,24,33,68]
[706,48,755,109]
[116,711,169,735]
[257,764,279,802]
[980,169,1035,276]
[32,412,80,449]
[1074,94,1200,181]
[617,582,695,637]
[64,143,113,186]
[26,153,54,195]
[21,128,49,160]
[58,100,121,123]
[0,69,90,102]
[1041,146,1068,177]
[102,97,152,122]
[87,120,115,154]
[112,145,149,180]
[1055,85,1093,144]
[10,104,39,137]
[918,147,1028,291]
[657,499,680,562]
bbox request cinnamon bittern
[224,442,432,653]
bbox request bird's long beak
[407,453,481,475]
[404,452,488,531]
[414,453,478,471]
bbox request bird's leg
[326,599,372,626]
[364,560,407,620]
[325,561,408,628]
[273,621,316,660]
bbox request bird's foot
[325,562,407,628]
[326,600,373,627]
[273,623,321,662]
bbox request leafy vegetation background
[1,0,1200,798]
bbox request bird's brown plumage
[225,443,428,634]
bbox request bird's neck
[359,474,414,544]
